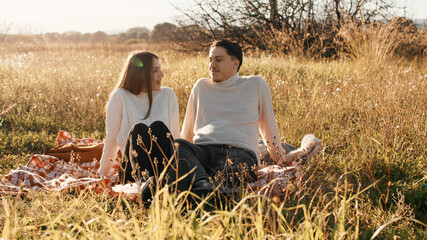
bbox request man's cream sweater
[181,73,286,165]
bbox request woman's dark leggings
[120,121,194,192]
[120,121,174,183]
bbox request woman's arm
[98,92,122,177]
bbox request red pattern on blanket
[0,131,298,198]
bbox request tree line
[0,22,178,44]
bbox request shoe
[192,179,214,198]
[193,179,214,189]
[190,179,234,209]
[140,176,156,207]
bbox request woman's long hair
[114,51,158,119]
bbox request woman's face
[151,58,163,91]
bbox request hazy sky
[0,0,426,34]
[0,0,192,34]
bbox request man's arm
[180,88,196,143]
[170,89,181,139]
[257,79,292,165]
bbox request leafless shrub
[173,0,426,59]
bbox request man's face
[208,46,239,82]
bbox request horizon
[0,0,426,34]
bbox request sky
[0,0,426,34]
[0,0,193,34]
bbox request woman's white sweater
[98,87,180,177]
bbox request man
[174,40,293,194]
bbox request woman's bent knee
[129,122,149,134]
[149,121,167,129]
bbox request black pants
[174,139,258,190]
[120,121,200,192]
[121,122,257,195]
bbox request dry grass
[0,41,426,239]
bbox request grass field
[0,42,426,239]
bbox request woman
[98,51,180,184]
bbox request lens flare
[131,57,144,67]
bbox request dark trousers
[121,123,258,195]
[120,121,200,192]
[174,139,258,190]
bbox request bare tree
[175,0,322,50]
[174,0,397,56]
[331,0,395,27]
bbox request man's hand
[285,153,295,165]
[278,153,294,166]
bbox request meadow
[0,41,426,239]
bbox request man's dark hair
[211,40,243,71]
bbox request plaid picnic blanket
[0,131,300,198]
